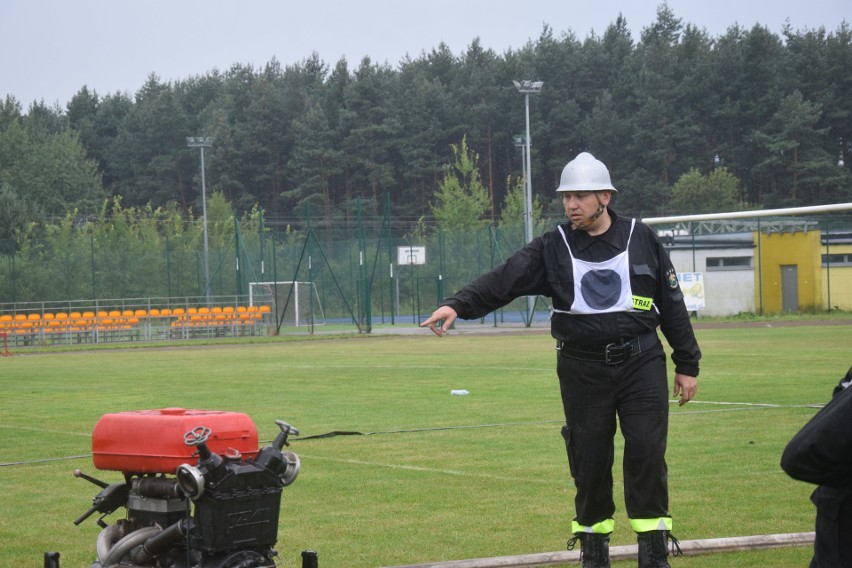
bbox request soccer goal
[248,281,326,327]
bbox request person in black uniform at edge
[781,365,852,568]
[420,152,701,568]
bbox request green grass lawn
[0,324,847,567]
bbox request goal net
[248,281,326,327]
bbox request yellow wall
[755,231,823,313]
[822,244,852,311]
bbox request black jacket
[781,368,852,487]
[781,367,852,567]
[441,209,701,377]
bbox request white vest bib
[555,218,636,315]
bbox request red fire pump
[68,408,307,568]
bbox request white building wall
[668,248,755,317]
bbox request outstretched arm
[420,306,458,337]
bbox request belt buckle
[604,343,626,365]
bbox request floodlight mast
[513,80,542,326]
[187,136,214,304]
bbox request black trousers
[557,343,670,528]
[810,486,852,567]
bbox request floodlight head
[513,80,543,93]
[186,136,214,147]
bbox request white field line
[0,423,90,436]
[298,453,554,484]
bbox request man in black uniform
[781,366,852,567]
[421,152,701,568]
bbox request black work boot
[568,532,611,568]
[637,530,681,567]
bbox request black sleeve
[644,225,701,377]
[441,238,547,320]
[781,371,852,488]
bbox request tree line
[1,4,851,253]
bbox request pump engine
[72,408,301,568]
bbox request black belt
[556,332,659,366]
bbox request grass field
[0,322,848,567]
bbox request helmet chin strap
[569,193,607,231]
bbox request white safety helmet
[556,152,618,193]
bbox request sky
[2,0,849,109]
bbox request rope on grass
[296,420,563,441]
[2,401,820,465]
[382,532,816,568]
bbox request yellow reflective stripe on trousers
[572,518,615,535]
[629,517,673,533]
